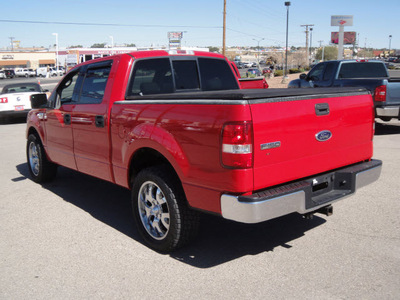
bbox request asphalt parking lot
[1,120,399,299]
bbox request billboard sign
[331,15,353,26]
[168,32,184,49]
[331,32,356,45]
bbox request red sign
[331,32,356,45]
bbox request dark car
[246,68,261,77]
[4,70,15,78]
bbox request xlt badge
[261,141,281,150]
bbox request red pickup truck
[26,50,382,252]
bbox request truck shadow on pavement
[17,163,326,268]
[375,121,400,135]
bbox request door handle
[315,103,330,116]
[95,115,105,128]
[64,114,71,125]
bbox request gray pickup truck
[288,60,400,121]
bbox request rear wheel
[27,134,57,183]
[132,166,199,252]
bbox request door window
[79,64,112,104]
[308,63,325,81]
[57,70,81,106]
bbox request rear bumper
[376,106,400,119]
[221,160,382,224]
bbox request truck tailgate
[247,88,374,190]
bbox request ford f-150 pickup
[288,60,400,121]
[26,50,382,252]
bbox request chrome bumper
[221,160,382,224]
[376,106,400,118]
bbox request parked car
[4,70,15,78]
[0,82,47,123]
[50,67,64,76]
[230,62,268,89]
[246,68,261,77]
[288,59,400,121]
[15,68,35,77]
[262,67,271,74]
[0,71,6,79]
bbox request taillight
[374,85,386,102]
[0,97,8,103]
[221,121,253,168]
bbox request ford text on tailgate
[26,50,382,252]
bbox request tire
[27,134,57,183]
[132,166,200,253]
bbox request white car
[50,67,64,76]
[0,71,6,79]
[15,68,36,77]
[0,83,47,123]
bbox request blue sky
[1,0,399,50]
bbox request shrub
[289,68,300,74]
[274,70,283,77]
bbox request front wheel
[27,134,57,183]
[132,166,199,253]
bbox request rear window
[198,58,239,91]
[338,62,388,78]
[2,84,41,94]
[127,57,239,96]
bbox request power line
[0,19,220,29]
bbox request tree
[315,46,338,61]
[68,45,83,48]
[208,46,220,53]
[91,43,106,48]
[125,43,136,47]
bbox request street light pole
[282,1,291,84]
[309,27,313,65]
[252,38,264,67]
[389,35,392,58]
[52,33,58,72]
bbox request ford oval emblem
[316,130,332,142]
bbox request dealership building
[0,51,56,70]
[0,46,209,71]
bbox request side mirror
[30,93,48,109]
[299,73,307,80]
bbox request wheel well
[129,148,179,188]
[27,127,40,141]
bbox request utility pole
[222,0,226,57]
[301,24,314,67]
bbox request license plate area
[305,171,353,209]
[14,105,24,111]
